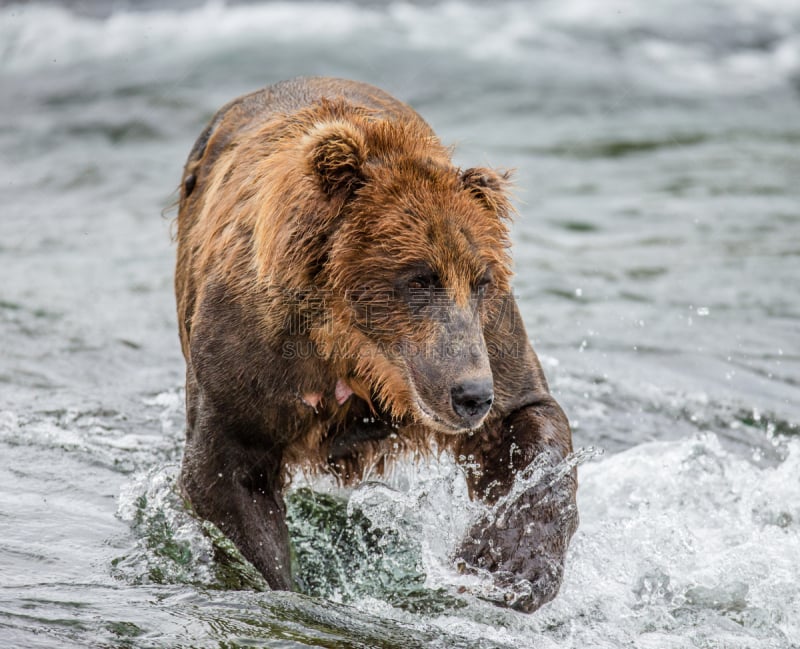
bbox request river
[1,1,799,647]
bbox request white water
[110,412,800,647]
[3,0,800,94]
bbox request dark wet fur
[174,77,577,611]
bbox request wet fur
[175,77,577,611]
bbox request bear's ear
[308,122,367,198]
[460,167,513,219]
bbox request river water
[1,1,799,647]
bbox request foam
[2,1,798,93]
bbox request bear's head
[306,111,515,433]
[248,102,514,433]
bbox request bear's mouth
[404,361,478,434]
[413,395,473,435]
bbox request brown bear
[174,77,577,612]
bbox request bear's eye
[408,273,440,291]
[473,271,493,294]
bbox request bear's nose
[451,378,494,426]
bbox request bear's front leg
[180,412,293,591]
[455,395,578,612]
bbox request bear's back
[186,77,430,179]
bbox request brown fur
[175,77,577,612]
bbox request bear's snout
[450,378,494,427]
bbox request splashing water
[102,384,798,639]
[535,435,800,648]
[113,436,799,646]
[114,448,594,609]
[115,464,268,590]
